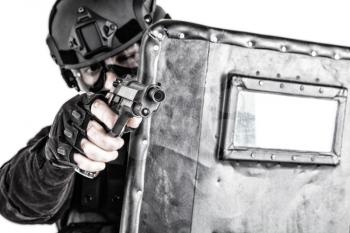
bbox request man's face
[74,43,140,92]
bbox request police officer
[0,0,168,232]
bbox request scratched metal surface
[191,42,350,233]
[121,20,350,233]
[138,38,209,233]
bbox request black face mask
[86,63,138,93]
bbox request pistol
[107,74,165,137]
[75,75,165,179]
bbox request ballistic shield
[122,20,350,233]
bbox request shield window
[219,74,347,165]
[234,91,338,152]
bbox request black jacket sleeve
[0,126,75,224]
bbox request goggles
[73,62,137,93]
[72,43,140,93]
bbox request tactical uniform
[0,126,128,232]
[0,0,167,232]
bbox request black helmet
[47,0,167,89]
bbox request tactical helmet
[47,0,167,89]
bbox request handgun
[75,75,165,179]
[107,74,165,137]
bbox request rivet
[250,153,255,158]
[315,78,320,82]
[256,71,260,76]
[210,35,218,43]
[247,41,254,47]
[77,7,85,13]
[319,88,324,94]
[157,33,163,39]
[112,195,121,202]
[142,139,148,145]
[83,195,93,203]
[334,53,340,60]
[310,157,315,162]
[291,156,296,161]
[296,75,301,80]
[311,50,317,57]
[300,85,304,91]
[259,80,264,86]
[153,45,160,51]
[217,177,221,183]
[271,154,276,160]
[276,73,281,78]
[144,14,152,24]
[281,45,287,52]
[142,108,150,116]
[280,83,285,88]
[232,77,242,86]
[110,24,117,31]
[178,33,185,39]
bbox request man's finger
[87,120,124,151]
[127,117,142,128]
[80,138,119,163]
[91,99,142,131]
[73,153,106,172]
[91,99,118,129]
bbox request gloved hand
[45,93,141,178]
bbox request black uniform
[0,126,127,233]
[0,0,168,231]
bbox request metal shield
[120,20,350,233]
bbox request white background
[0,0,350,232]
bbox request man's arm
[0,93,141,224]
[0,126,75,224]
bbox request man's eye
[115,54,128,63]
[90,63,102,71]
[86,68,98,74]
[82,64,102,76]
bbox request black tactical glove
[45,93,103,178]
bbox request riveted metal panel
[120,20,350,233]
